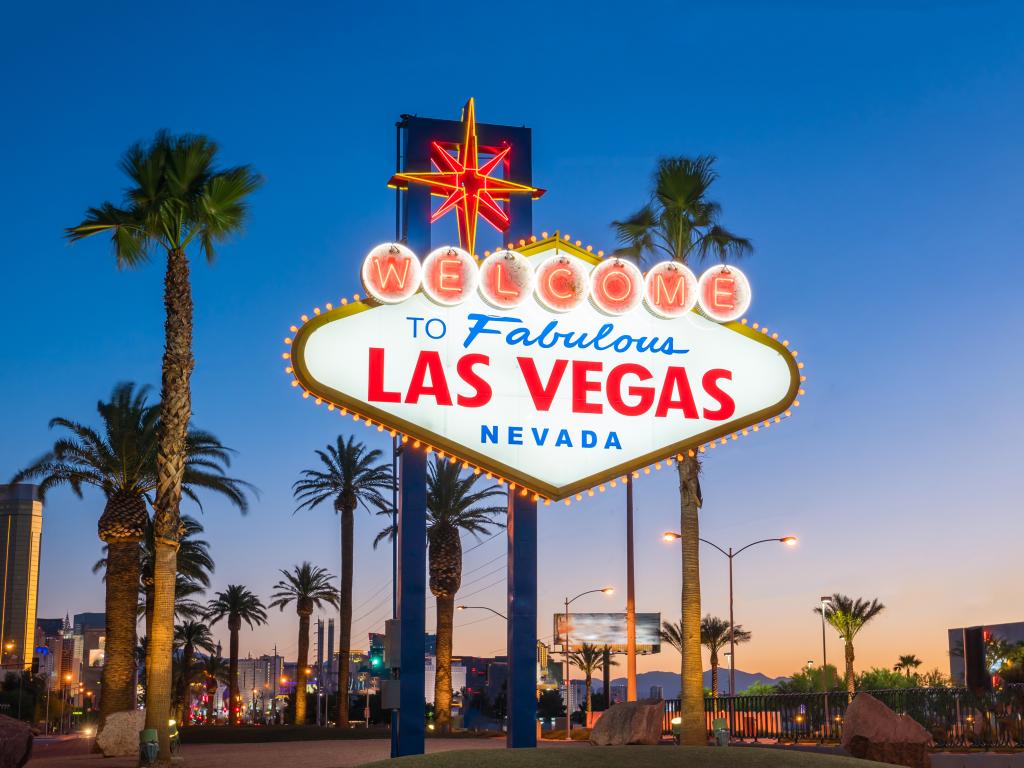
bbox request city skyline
[4,0,1023,686]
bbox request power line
[463,530,503,554]
[456,576,506,602]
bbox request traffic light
[369,647,383,669]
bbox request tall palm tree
[293,435,392,727]
[815,593,885,698]
[894,654,923,680]
[269,563,339,725]
[206,585,268,725]
[173,621,216,724]
[374,457,505,730]
[699,616,752,698]
[614,156,751,745]
[568,644,615,721]
[13,383,249,730]
[67,131,261,758]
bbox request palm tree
[206,586,268,725]
[894,654,923,680]
[197,654,229,723]
[67,131,261,757]
[13,383,249,730]
[613,156,751,746]
[293,435,392,727]
[568,644,615,721]
[374,457,505,731]
[269,563,339,725]
[700,616,752,698]
[173,621,216,724]
[815,593,885,698]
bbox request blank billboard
[553,613,661,654]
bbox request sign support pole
[506,490,537,748]
[396,445,426,756]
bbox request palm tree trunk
[175,643,193,725]
[585,673,592,720]
[337,506,354,727]
[711,659,719,700]
[678,456,704,746]
[845,641,856,701]
[602,648,611,708]
[296,611,311,725]
[148,245,193,761]
[99,539,140,729]
[228,621,240,725]
[144,581,155,647]
[434,593,455,731]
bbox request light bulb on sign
[697,264,752,322]
[644,261,698,318]
[478,249,535,309]
[361,243,421,303]
[421,246,478,306]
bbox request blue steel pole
[506,491,538,748]
[396,444,426,756]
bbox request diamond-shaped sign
[288,236,800,501]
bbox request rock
[841,693,932,768]
[96,709,145,758]
[0,714,32,768]
[589,700,664,746]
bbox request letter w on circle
[517,357,568,411]
[372,256,411,290]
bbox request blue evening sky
[3,1,1022,676]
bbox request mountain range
[596,669,786,696]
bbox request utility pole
[272,644,278,725]
[625,476,637,702]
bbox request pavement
[26,735,1024,767]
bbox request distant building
[424,656,466,704]
[0,484,43,670]
[948,621,1024,684]
[649,685,664,700]
[610,683,627,704]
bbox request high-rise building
[0,484,43,670]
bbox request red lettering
[367,348,400,402]
[655,367,699,418]
[495,264,519,297]
[438,257,462,295]
[404,351,452,405]
[372,256,411,291]
[517,358,568,411]
[607,363,655,416]
[702,369,735,420]
[571,360,603,414]
[456,354,491,407]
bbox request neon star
[389,98,544,256]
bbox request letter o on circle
[590,258,644,315]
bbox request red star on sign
[389,99,544,256]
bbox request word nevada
[361,242,753,322]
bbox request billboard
[553,612,662,654]
[286,236,802,501]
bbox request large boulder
[96,709,145,758]
[589,700,664,746]
[841,693,932,768]
[0,714,32,768]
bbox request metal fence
[663,685,1024,748]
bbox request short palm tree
[173,621,216,724]
[569,644,616,721]
[293,435,392,727]
[700,615,752,698]
[269,563,340,725]
[13,382,248,730]
[197,654,229,723]
[894,654,923,680]
[614,156,751,746]
[375,457,505,730]
[206,585,268,725]
[67,131,261,757]
[815,593,885,698]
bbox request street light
[662,533,797,696]
[562,587,614,740]
[456,605,508,620]
[820,595,833,725]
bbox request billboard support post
[396,445,426,757]
[506,490,537,748]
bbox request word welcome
[360,243,752,322]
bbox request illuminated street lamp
[456,605,508,621]
[562,587,614,740]
[663,533,797,697]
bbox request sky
[3,1,1023,683]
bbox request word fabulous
[360,243,752,323]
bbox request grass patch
[360,746,892,768]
